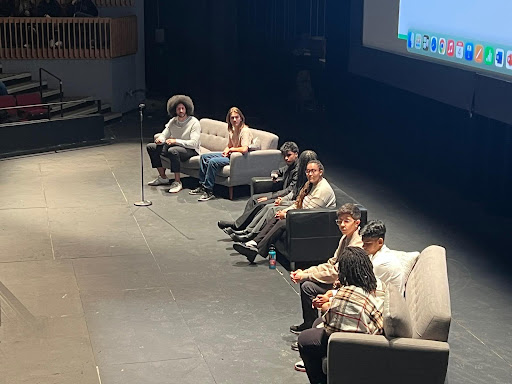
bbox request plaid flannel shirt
[322,285,384,335]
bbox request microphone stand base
[134,200,152,207]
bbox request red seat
[16,92,48,119]
[0,95,17,117]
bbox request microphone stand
[134,103,152,207]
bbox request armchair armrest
[251,177,284,196]
[228,150,283,186]
[327,333,449,384]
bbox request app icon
[465,43,474,61]
[430,36,438,53]
[484,46,495,65]
[456,41,464,59]
[415,34,422,49]
[439,38,446,55]
[495,49,504,67]
[408,32,415,49]
[506,51,512,69]
[423,35,430,51]
[447,40,455,56]
[474,45,484,63]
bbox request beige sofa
[326,245,451,384]
[160,118,282,199]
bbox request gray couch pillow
[383,285,413,338]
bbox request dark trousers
[300,281,332,327]
[254,217,287,256]
[298,317,328,384]
[234,194,276,229]
[146,143,196,173]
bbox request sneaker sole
[198,196,214,201]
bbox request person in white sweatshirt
[146,95,201,193]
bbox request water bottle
[268,245,277,269]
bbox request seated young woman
[297,246,385,384]
[233,159,336,263]
[226,150,318,243]
[189,106,253,201]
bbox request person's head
[294,150,317,194]
[336,203,361,237]
[360,220,386,256]
[279,142,299,166]
[305,159,324,185]
[166,95,194,120]
[338,246,377,293]
[226,107,246,131]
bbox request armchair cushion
[383,285,413,338]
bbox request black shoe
[198,190,214,201]
[189,185,205,195]
[230,232,256,243]
[290,322,311,334]
[291,341,299,351]
[218,220,235,229]
[233,242,258,263]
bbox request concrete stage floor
[0,140,510,383]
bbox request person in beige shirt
[189,107,253,201]
[289,203,363,333]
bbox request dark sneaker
[290,322,311,334]
[189,185,205,195]
[217,220,235,229]
[233,242,258,263]
[198,190,214,201]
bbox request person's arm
[227,129,252,155]
[156,121,171,144]
[272,166,298,199]
[174,119,201,149]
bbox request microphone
[139,103,146,110]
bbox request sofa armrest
[251,177,284,196]
[227,150,283,186]
[327,333,449,384]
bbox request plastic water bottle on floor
[269,245,277,269]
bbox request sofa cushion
[405,246,451,342]
[383,285,413,338]
[393,250,420,294]
[199,119,230,152]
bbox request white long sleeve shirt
[156,116,201,153]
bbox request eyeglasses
[335,219,354,225]
[305,169,319,174]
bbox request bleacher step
[7,80,47,95]
[0,72,32,85]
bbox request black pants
[146,143,196,173]
[298,317,328,384]
[254,217,287,256]
[233,194,276,229]
[300,281,332,327]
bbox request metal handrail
[39,68,64,117]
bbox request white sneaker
[168,181,183,193]
[148,176,169,186]
[245,240,257,247]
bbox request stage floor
[0,141,510,384]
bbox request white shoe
[148,176,169,186]
[245,240,257,247]
[168,181,183,193]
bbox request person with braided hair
[233,159,335,263]
[226,150,318,243]
[297,246,384,384]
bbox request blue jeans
[198,153,230,190]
